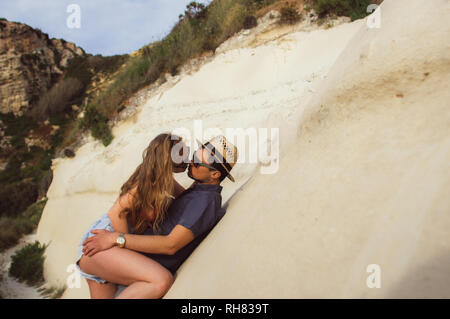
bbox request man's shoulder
[173,188,222,214]
[182,188,221,202]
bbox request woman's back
[108,185,155,234]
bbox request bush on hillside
[0,112,38,138]
[9,241,48,286]
[78,103,113,146]
[0,179,38,218]
[30,77,84,122]
[312,0,372,21]
[87,54,128,74]
[63,55,92,88]
[0,198,47,252]
[0,146,53,185]
[279,4,301,25]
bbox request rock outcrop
[0,19,85,115]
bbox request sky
[0,0,213,56]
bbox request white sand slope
[36,0,449,298]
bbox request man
[82,135,238,297]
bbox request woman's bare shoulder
[119,185,138,208]
[109,185,138,219]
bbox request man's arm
[124,224,195,255]
[82,224,195,256]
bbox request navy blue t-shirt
[142,183,226,275]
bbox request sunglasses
[191,152,217,171]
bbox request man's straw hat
[196,135,238,182]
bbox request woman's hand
[82,229,117,257]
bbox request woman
[75,133,190,299]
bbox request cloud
[0,0,211,56]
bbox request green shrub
[0,217,34,251]
[117,56,152,88]
[25,145,53,173]
[37,151,52,171]
[9,241,48,286]
[242,0,276,9]
[0,180,38,218]
[313,0,371,21]
[22,197,47,225]
[0,112,38,137]
[0,198,47,252]
[1,146,53,185]
[279,4,301,25]
[48,113,66,126]
[78,104,113,146]
[0,217,26,251]
[50,127,64,152]
[10,135,26,149]
[91,121,113,146]
[63,56,92,88]
[79,104,104,127]
[184,1,208,20]
[0,154,22,184]
[87,54,128,74]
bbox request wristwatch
[116,233,125,248]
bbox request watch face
[117,237,125,244]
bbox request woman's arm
[107,186,137,234]
[83,224,195,256]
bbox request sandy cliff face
[36,0,449,298]
[0,19,85,115]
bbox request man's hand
[82,229,117,257]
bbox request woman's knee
[153,271,174,296]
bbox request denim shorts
[75,213,114,284]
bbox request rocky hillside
[0,18,128,257]
[0,18,86,116]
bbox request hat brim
[196,138,235,182]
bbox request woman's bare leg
[78,247,174,299]
[86,279,117,299]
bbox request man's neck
[193,180,220,186]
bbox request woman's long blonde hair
[118,133,183,234]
